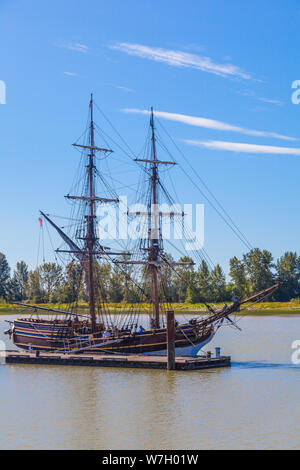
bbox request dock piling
[166,310,175,370]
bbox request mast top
[150,106,154,130]
[134,108,176,166]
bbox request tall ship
[6,95,280,355]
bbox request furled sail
[40,211,90,294]
[40,211,83,258]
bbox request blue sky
[1,0,300,274]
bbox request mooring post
[166,310,175,370]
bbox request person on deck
[102,329,111,340]
[231,294,240,312]
[139,325,145,332]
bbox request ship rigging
[7,95,281,355]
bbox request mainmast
[134,109,178,329]
[149,108,160,329]
[117,107,193,329]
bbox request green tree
[0,253,10,299]
[39,263,63,302]
[122,268,141,303]
[275,252,300,300]
[158,253,177,302]
[185,272,200,303]
[196,260,212,302]
[107,268,124,303]
[172,256,194,302]
[7,277,20,301]
[229,256,248,298]
[26,269,44,303]
[68,262,82,301]
[94,262,111,302]
[243,248,274,293]
[9,261,28,300]
[56,261,83,303]
[210,264,226,302]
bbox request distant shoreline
[1,302,300,316]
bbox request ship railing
[62,336,122,354]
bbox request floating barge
[3,350,231,371]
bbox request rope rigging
[33,99,261,334]
[156,118,253,251]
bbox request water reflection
[232,361,300,370]
[1,314,300,449]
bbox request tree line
[0,248,299,304]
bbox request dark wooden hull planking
[11,318,214,355]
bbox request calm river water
[0,313,299,450]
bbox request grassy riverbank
[1,301,300,316]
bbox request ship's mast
[87,93,97,332]
[149,108,160,329]
[117,107,193,330]
[67,94,116,332]
[134,109,178,329]
[40,94,137,331]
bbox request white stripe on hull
[139,331,215,356]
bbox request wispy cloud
[64,71,77,77]
[239,89,283,106]
[258,97,283,106]
[116,85,134,93]
[184,139,300,156]
[123,108,296,142]
[110,42,254,80]
[57,42,89,53]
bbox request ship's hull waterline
[10,319,214,356]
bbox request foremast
[86,94,97,332]
[66,94,115,332]
[72,94,115,332]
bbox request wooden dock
[2,350,231,371]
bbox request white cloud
[116,85,134,93]
[110,42,254,80]
[258,97,283,106]
[64,71,77,77]
[58,42,89,53]
[238,89,283,106]
[123,108,296,142]
[184,139,300,156]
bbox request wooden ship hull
[8,284,280,355]
[10,318,214,355]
